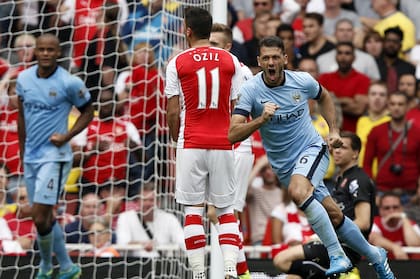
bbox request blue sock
[300,196,345,258]
[336,216,379,263]
[37,230,53,272]
[52,221,73,271]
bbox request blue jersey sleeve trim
[314,82,322,100]
[233,108,250,117]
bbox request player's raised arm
[228,102,278,144]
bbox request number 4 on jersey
[47,179,54,190]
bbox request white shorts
[175,148,236,208]
[233,151,254,212]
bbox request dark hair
[184,7,212,40]
[211,23,233,43]
[276,23,294,38]
[336,41,355,52]
[389,91,409,102]
[379,191,401,208]
[340,131,361,152]
[259,36,285,53]
[304,12,324,26]
[384,26,404,41]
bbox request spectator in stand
[399,0,420,44]
[80,1,128,104]
[64,192,102,244]
[0,164,16,217]
[274,132,376,278]
[266,15,282,37]
[116,182,184,258]
[276,24,301,70]
[317,19,380,81]
[370,0,415,54]
[322,0,363,47]
[246,155,282,245]
[0,34,36,93]
[10,34,36,71]
[356,82,390,173]
[3,185,35,254]
[85,217,120,258]
[232,0,277,44]
[0,74,24,192]
[120,0,181,67]
[59,0,128,70]
[300,13,335,60]
[397,73,418,111]
[369,192,420,260]
[376,27,416,94]
[73,87,142,195]
[117,41,165,183]
[363,91,420,203]
[363,30,384,59]
[319,42,370,132]
[98,179,137,230]
[231,0,282,21]
[289,0,310,48]
[243,11,271,74]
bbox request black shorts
[303,241,362,268]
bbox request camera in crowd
[389,164,403,175]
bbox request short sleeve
[67,76,91,108]
[164,57,180,99]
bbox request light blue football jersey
[16,65,91,163]
[234,70,326,175]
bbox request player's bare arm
[354,201,372,232]
[228,102,279,144]
[166,95,180,142]
[50,101,94,147]
[318,86,342,149]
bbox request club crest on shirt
[78,89,86,99]
[49,90,57,97]
[291,91,301,103]
[349,179,359,197]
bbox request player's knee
[273,252,291,272]
[33,215,53,235]
[288,181,313,206]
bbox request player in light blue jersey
[16,34,94,279]
[229,36,394,279]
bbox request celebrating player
[228,36,395,279]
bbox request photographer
[363,91,420,204]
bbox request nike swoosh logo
[260,100,270,104]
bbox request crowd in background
[0,0,419,262]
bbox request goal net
[0,0,214,278]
